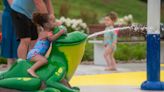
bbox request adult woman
[1,0,19,69]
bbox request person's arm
[48,30,65,41]
[112,31,118,47]
[7,0,13,5]
[33,0,48,13]
[44,0,54,15]
[45,43,52,58]
[44,0,55,20]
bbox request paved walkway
[74,63,164,75]
[0,63,164,92]
[70,63,164,92]
[79,85,164,92]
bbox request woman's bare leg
[7,58,15,67]
[18,38,31,59]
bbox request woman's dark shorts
[11,9,38,41]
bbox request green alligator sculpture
[0,27,87,92]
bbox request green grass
[52,0,147,23]
[1,0,164,23]
[0,0,148,23]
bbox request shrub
[115,44,132,61]
[82,42,146,62]
[58,17,88,33]
[115,43,146,61]
[131,43,146,60]
[82,43,93,61]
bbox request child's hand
[48,28,66,41]
[48,32,53,37]
[58,25,67,34]
[49,30,65,40]
[47,32,53,41]
[54,21,63,26]
[48,36,54,41]
[60,29,66,34]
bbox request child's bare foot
[27,69,39,78]
[105,67,117,71]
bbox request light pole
[141,0,164,90]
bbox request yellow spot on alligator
[16,78,32,81]
[55,68,63,76]
[58,68,63,73]
[23,78,32,81]
[55,72,60,76]
[17,78,22,80]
